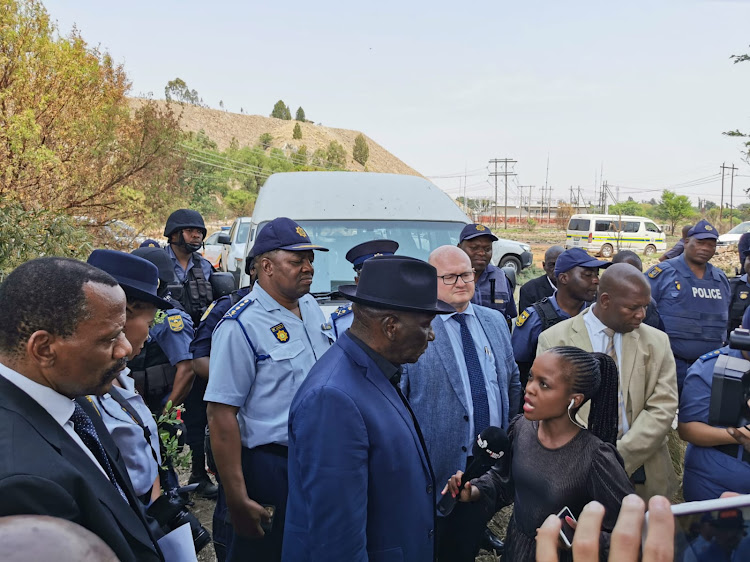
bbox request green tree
[271,100,291,120]
[655,190,694,234]
[259,132,273,149]
[293,123,302,140]
[296,107,306,121]
[609,200,643,216]
[225,190,256,215]
[326,140,347,168]
[725,47,750,183]
[0,0,184,242]
[353,133,369,166]
[165,77,202,105]
[291,145,307,166]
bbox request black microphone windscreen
[470,426,510,460]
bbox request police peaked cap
[164,209,207,238]
[87,249,171,310]
[345,239,399,270]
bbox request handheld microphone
[437,425,510,516]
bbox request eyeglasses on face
[437,271,475,285]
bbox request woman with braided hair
[443,346,634,561]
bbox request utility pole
[721,163,738,228]
[489,158,517,229]
[518,185,534,222]
[720,163,726,224]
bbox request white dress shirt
[583,307,630,434]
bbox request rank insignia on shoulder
[741,292,749,301]
[168,314,184,332]
[224,297,252,319]
[271,323,290,343]
[675,280,681,290]
[647,266,663,279]
[516,310,530,327]
[321,323,333,331]
[334,304,353,317]
[494,299,504,304]
[699,349,721,361]
[200,302,216,323]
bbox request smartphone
[261,504,276,534]
[557,506,577,548]
[644,494,750,560]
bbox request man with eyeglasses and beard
[400,245,520,561]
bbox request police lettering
[692,287,723,299]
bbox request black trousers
[183,376,208,463]
[227,445,288,562]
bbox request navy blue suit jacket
[283,332,436,562]
[401,305,521,495]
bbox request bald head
[429,245,474,312]
[595,263,651,333]
[0,516,118,561]
[543,245,565,282]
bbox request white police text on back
[692,287,723,299]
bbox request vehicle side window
[205,232,220,244]
[595,220,612,232]
[645,222,659,233]
[569,219,590,231]
[228,221,238,243]
[237,223,251,243]
[623,221,640,233]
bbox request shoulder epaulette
[223,297,254,320]
[699,349,722,362]
[516,309,530,327]
[333,304,353,318]
[647,265,663,279]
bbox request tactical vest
[179,254,214,325]
[657,261,729,361]
[728,277,750,333]
[532,297,566,332]
[128,338,176,412]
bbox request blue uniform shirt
[330,303,353,339]
[679,346,750,501]
[511,295,585,363]
[472,263,518,319]
[90,369,161,497]
[191,288,252,359]
[151,307,194,365]
[166,245,213,283]
[646,254,730,387]
[204,283,334,449]
[441,303,502,440]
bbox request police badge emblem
[295,226,307,238]
[271,323,290,342]
[168,314,184,332]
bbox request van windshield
[258,219,466,293]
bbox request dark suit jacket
[518,273,556,312]
[401,305,521,492]
[284,333,436,562]
[0,374,162,562]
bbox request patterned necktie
[70,402,128,501]
[453,314,491,435]
[602,327,625,437]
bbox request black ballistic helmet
[164,209,207,239]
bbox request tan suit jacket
[537,308,678,500]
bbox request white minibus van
[565,214,667,258]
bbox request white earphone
[569,398,575,409]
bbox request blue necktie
[453,313,490,435]
[71,402,128,501]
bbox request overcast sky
[44,0,750,208]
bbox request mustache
[103,359,128,381]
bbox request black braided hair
[547,346,620,445]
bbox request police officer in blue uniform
[646,219,731,391]
[163,209,215,324]
[330,239,399,338]
[678,307,750,501]
[86,249,172,503]
[205,217,333,561]
[727,244,750,333]
[128,247,210,496]
[511,247,608,392]
[191,255,257,562]
[457,223,517,324]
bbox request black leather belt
[714,443,750,463]
[253,443,289,458]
